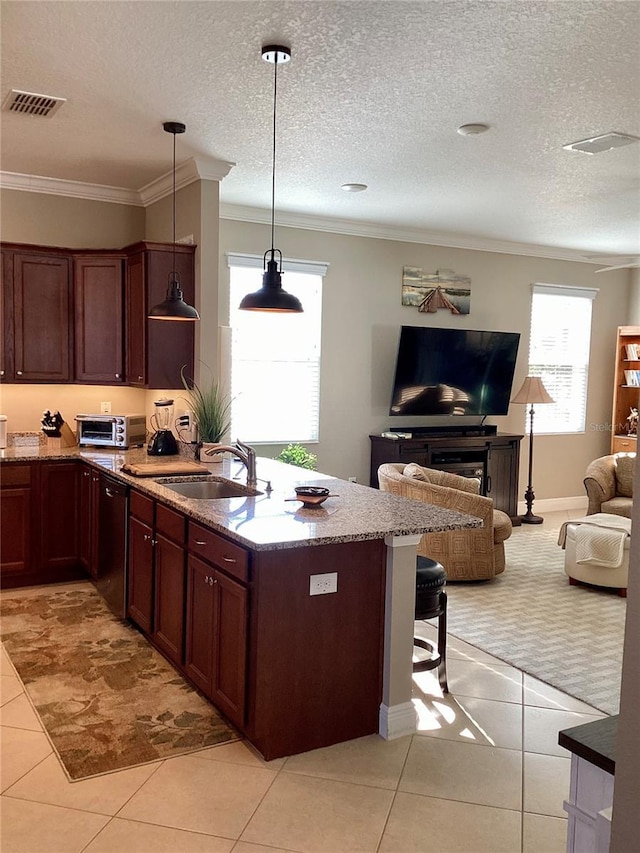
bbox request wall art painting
[402,267,471,315]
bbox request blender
[147,399,178,456]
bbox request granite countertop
[1,442,482,551]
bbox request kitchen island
[1,443,481,758]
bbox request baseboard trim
[517,496,588,515]
[379,701,417,740]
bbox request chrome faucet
[203,439,257,487]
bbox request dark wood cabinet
[1,460,87,589]
[39,462,81,575]
[153,504,187,666]
[0,464,37,585]
[79,463,100,578]
[185,521,249,728]
[73,255,125,384]
[126,242,196,389]
[2,249,72,382]
[370,431,523,521]
[1,240,195,386]
[127,496,155,635]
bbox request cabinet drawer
[1,465,31,487]
[130,490,154,525]
[188,521,249,583]
[612,435,636,453]
[156,502,186,544]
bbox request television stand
[370,431,523,523]
[388,424,498,438]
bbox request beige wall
[220,219,630,497]
[0,188,144,248]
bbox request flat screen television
[389,326,520,417]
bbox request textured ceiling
[1,0,639,257]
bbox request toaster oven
[76,414,147,449]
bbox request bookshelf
[612,326,640,454]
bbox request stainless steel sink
[158,479,262,500]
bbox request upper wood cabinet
[73,255,125,384]
[2,248,72,382]
[1,240,196,386]
[126,242,196,389]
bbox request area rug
[445,527,626,715]
[0,587,239,780]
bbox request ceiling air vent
[562,132,640,155]
[2,89,66,117]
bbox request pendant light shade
[149,121,200,321]
[239,44,303,314]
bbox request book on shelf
[624,369,640,386]
[625,343,639,359]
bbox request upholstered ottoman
[563,514,631,597]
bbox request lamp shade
[511,376,554,405]
[239,255,303,313]
[149,274,200,321]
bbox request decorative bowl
[294,486,333,508]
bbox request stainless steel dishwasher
[95,473,129,618]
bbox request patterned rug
[446,527,626,715]
[0,587,239,780]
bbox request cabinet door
[79,465,100,578]
[12,252,72,381]
[74,256,124,383]
[127,515,154,633]
[185,554,215,696]
[125,252,146,386]
[153,533,186,665]
[487,442,520,518]
[212,569,248,727]
[0,465,35,583]
[39,462,80,574]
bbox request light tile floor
[1,510,603,853]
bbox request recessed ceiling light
[341,183,368,192]
[563,132,640,154]
[457,123,490,136]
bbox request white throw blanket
[558,514,632,569]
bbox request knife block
[44,422,77,449]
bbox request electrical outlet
[100,401,111,413]
[348,476,357,483]
[309,572,338,596]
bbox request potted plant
[275,443,317,470]
[180,366,232,461]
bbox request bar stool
[413,556,448,692]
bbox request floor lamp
[511,376,554,524]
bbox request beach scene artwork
[402,266,471,314]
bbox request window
[227,253,327,444]
[527,283,598,434]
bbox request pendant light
[149,121,200,321]
[239,45,303,313]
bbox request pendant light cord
[172,129,177,279]
[270,53,279,255]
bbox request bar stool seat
[414,556,448,692]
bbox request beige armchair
[584,453,635,518]
[377,462,512,581]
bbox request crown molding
[138,156,235,206]
[219,203,615,265]
[0,156,235,208]
[0,171,142,205]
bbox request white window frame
[226,253,328,445]
[527,283,598,435]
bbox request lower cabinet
[79,463,100,578]
[127,492,155,634]
[185,554,248,727]
[1,460,85,588]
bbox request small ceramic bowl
[294,486,332,508]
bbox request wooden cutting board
[121,460,211,477]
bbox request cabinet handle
[152,539,157,546]
[16,370,23,376]
[143,533,151,541]
[83,470,90,478]
[137,374,143,381]
[0,370,4,376]
[194,539,206,546]
[486,475,492,493]
[204,575,215,586]
[105,487,117,498]
[115,373,121,379]
[222,555,236,564]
